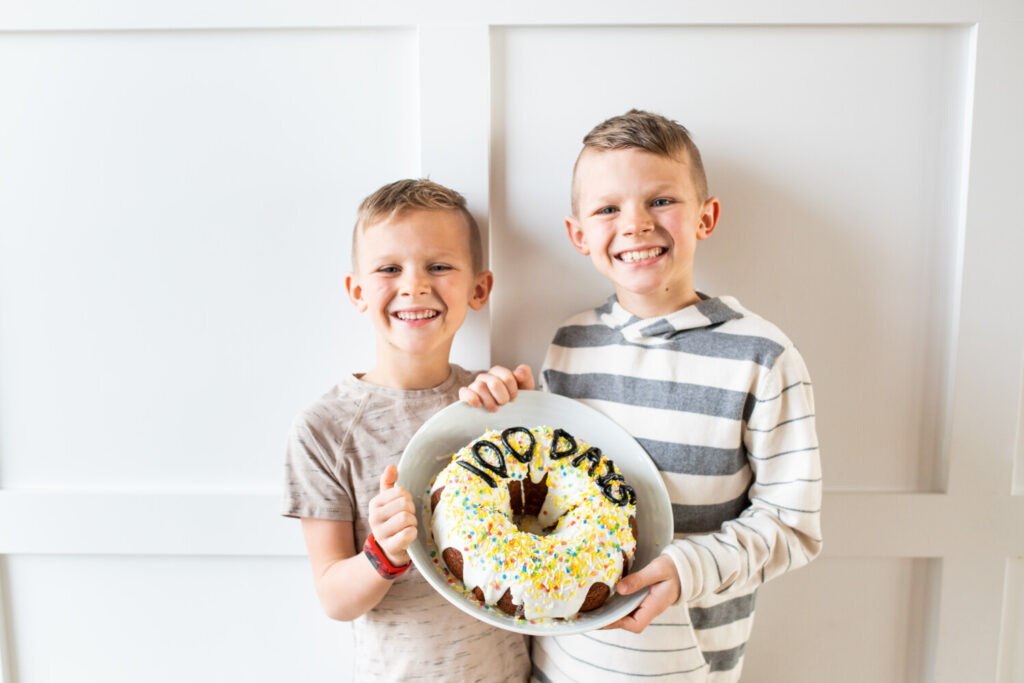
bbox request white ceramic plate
[397,390,673,635]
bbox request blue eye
[378,265,400,274]
[652,198,673,207]
[429,264,453,272]
[597,206,618,215]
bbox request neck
[616,287,702,319]
[361,349,454,391]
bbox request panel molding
[418,24,494,371]
[0,2,984,33]
[0,560,11,683]
[1,5,1022,683]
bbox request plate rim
[397,389,674,636]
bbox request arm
[301,464,418,621]
[458,364,534,411]
[664,347,823,602]
[608,347,822,631]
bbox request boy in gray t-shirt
[283,179,532,682]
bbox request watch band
[363,533,411,580]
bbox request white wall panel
[999,559,1024,683]
[0,7,1019,683]
[743,557,940,682]
[0,0,983,32]
[1016,361,1024,496]
[4,555,351,683]
[0,28,418,490]
[491,25,971,492]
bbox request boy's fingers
[485,376,513,405]
[468,380,499,412]
[378,527,416,566]
[600,616,628,630]
[605,559,680,633]
[375,509,418,540]
[370,484,413,512]
[487,365,519,400]
[462,376,503,412]
[393,523,418,546]
[617,609,651,633]
[600,600,648,632]
[617,555,676,595]
[379,464,398,493]
[513,364,535,390]
[475,370,513,407]
[372,490,415,521]
[460,366,529,412]
[601,592,662,633]
[458,386,482,407]
[616,566,653,595]
[465,377,503,412]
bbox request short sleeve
[281,415,355,521]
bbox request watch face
[363,535,409,579]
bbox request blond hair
[571,109,709,214]
[351,178,483,272]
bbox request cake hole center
[514,514,554,537]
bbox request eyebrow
[587,184,681,205]
[367,249,466,264]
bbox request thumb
[379,464,398,493]
[617,573,639,595]
[616,560,660,595]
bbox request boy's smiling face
[346,209,492,380]
[567,147,720,319]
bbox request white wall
[1,3,1022,682]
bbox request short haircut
[571,109,709,215]
[351,178,484,273]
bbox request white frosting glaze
[430,426,637,620]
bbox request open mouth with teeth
[393,309,440,321]
[616,247,666,263]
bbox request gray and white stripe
[533,295,822,683]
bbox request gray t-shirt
[282,365,530,682]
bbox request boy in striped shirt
[461,110,822,682]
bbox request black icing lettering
[549,429,577,459]
[472,439,508,479]
[571,446,602,476]
[597,472,624,488]
[603,482,636,506]
[596,458,618,480]
[457,460,497,488]
[501,427,536,464]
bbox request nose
[621,204,654,237]
[399,270,431,297]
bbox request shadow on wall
[495,151,956,495]
[703,156,954,493]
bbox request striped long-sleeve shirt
[533,294,822,683]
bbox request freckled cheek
[369,284,394,299]
[366,288,395,314]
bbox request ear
[345,272,368,312]
[696,197,721,240]
[565,215,590,255]
[469,270,494,311]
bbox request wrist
[363,533,411,580]
[661,545,695,603]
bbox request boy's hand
[367,464,417,567]
[458,364,534,412]
[602,555,681,633]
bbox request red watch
[363,533,411,580]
